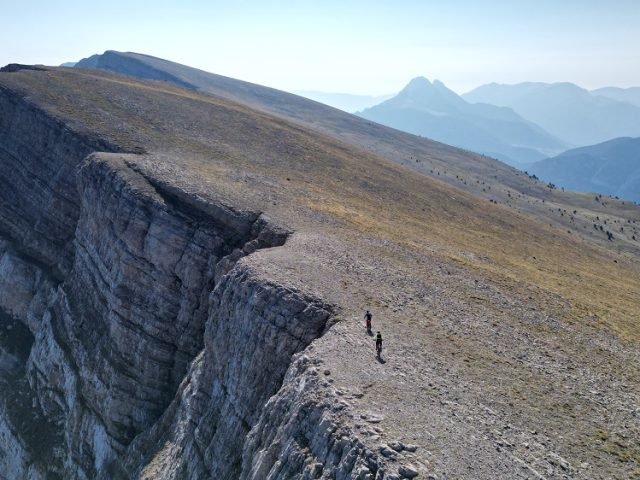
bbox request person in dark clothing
[364,310,372,333]
[374,331,383,356]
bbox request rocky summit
[0,61,639,480]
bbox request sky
[2,0,639,95]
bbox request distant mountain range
[463,82,640,146]
[529,137,640,203]
[293,91,393,113]
[591,86,640,108]
[358,77,567,168]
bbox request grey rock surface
[0,86,383,479]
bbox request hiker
[374,331,383,356]
[364,310,372,333]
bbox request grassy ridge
[3,67,638,343]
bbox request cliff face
[0,87,375,479]
[120,268,340,480]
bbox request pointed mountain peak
[401,76,433,93]
[408,76,431,85]
[400,76,458,96]
[394,76,464,112]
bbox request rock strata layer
[0,89,378,479]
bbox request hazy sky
[2,0,639,94]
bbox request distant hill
[72,51,557,180]
[358,77,567,168]
[76,52,196,89]
[463,82,640,146]
[59,62,76,67]
[591,86,640,108]
[293,91,393,112]
[529,137,640,202]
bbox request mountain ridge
[530,136,640,203]
[358,76,567,167]
[463,81,640,145]
[69,51,640,255]
[592,86,640,107]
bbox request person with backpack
[374,331,383,356]
[364,310,372,333]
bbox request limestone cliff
[0,85,383,479]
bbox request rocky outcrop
[242,354,382,480]
[0,84,383,479]
[0,85,117,279]
[120,266,334,479]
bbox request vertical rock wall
[0,87,380,480]
[120,265,333,479]
[0,87,120,478]
[0,86,116,277]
